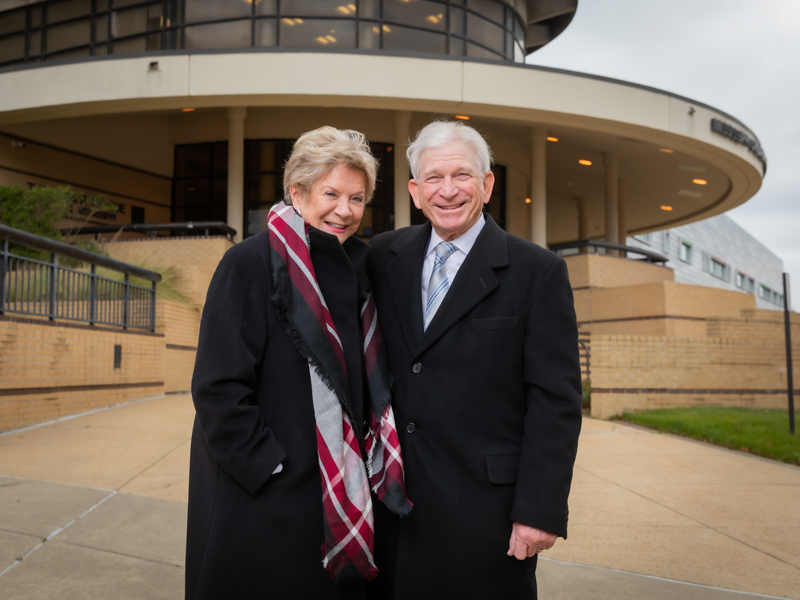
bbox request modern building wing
[0,0,765,248]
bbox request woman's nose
[334,196,352,217]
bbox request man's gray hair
[406,120,493,180]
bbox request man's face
[409,142,495,242]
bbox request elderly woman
[186,127,411,600]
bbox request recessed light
[693,179,708,185]
[455,115,470,120]
[546,137,558,142]
[525,198,531,204]
[660,205,673,211]
[659,148,674,153]
[182,108,195,112]
[578,160,592,166]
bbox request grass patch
[615,407,800,465]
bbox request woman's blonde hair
[283,126,378,204]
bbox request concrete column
[393,111,412,230]
[618,177,628,249]
[227,107,246,243]
[604,152,619,255]
[577,196,589,253]
[530,127,547,247]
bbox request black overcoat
[186,228,373,600]
[365,216,583,600]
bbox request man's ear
[482,171,495,205]
[409,179,422,210]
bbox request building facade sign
[710,118,767,173]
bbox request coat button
[406,422,416,434]
[412,362,422,373]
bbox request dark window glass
[184,0,250,23]
[255,0,278,16]
[185,20,252,49]
[47,0,91,24]
[514,40,523,62]
[131,205,145,224]
[97,0,109,12]
[0,34,25,62]
[176,145,211,178]
[513,17,523,44]
[279,19,355,49]
[113,0,148,8]
[30,6,42,28]
[94,43,108,54]
[0,8,25,35]
[467,40,501,60]
[448,36,465,56]
[281,0,355,17]
[357,142,394,239]
[383,0,446,32]
[28,30,42,55]
[112,6,161,39]
[49,46,92,60]
[467,12,503,54]
[359,21,380,50]
[383,24,445,54]
[449,6,465,35]
[360,0,380,20]
[174,178,210,206]
[45,20,91,53]
[212,143,228,176]
[112,36,146,53]
[247,174,280,204]
[255,18,277,46]
[486,164,506,230]
[95,15,109,41]
[467,0,503,25]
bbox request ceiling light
[326,35,337,42]
[525,198,531,204]
[382,24,391,32]
[546,137,558,142]
[336,5,351,14]
[387,146,393,152]
[182,108,195,112]
[348,3,356,10]
[659,148,674,153]
[281,18,295,25]
[660,205,673,211]
[693,179,708,185]
[455,115,470,120]
[578,159,592,166]
[316,36,329,44]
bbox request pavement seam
[116,437,191,493]
[574,464,800,574]
[0,490,117,578]
[52,538,183,569]
[541,557,794,599]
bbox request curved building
[0,0,765,247]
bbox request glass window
[185,0,251,24]
[679,240,692,263]
[255,0,278,16]
[46,19,91,53]
[30,6,43,28]
[467,41,501,60]
[662,231,670,254]
[176,145,211,178]
[634,233,652,245]
[281,0,355,17]
[360,0,380,20]
[359,21,380,50]
[514,40,524,62]
[48,46,91,60]
[255,18,277,46]
[467,12,503,54]
[111,36,146,53]
[280,19,355,49]
[449,6,465,35]
[95,15,109,41]
[513,17,523,44]
[47,0,92,24]
[94,43,108,54]
[96,0,109,12]
[383,24,445,53]
[448,36,465,56]
[383,0,446,32]
[29,30,42,55]
[0,34,25,63]
[247,174,280,204]
[111,6,161,39]
[0,8,26,36]
[467,0,503,25]
[710,257,726,279]
[185,20,252,49]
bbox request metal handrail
[69,221,237,241]
[549,239,669,264]
[0,223,161,331]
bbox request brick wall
[0,317,165,432]
[156,299,201,394]
[564,253,674,290]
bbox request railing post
[0,239,7,315]
[123,273,130,330]
[89,264,97,326]
[150,280,157,332]
[49,252,57,321]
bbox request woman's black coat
[185,228,372,600]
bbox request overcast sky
[528,0,800,305]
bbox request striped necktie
[425,242,458,330]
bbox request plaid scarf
[268,201,412,581]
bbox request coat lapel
[414,215,509,358]
[385,223,431,354]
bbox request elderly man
[366,121,582,599]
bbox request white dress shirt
[420,214,486,314]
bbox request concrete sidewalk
[0,393,798,599]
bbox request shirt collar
[425,214,486,258]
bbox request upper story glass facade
[0,0,526,69]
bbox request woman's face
[290,164,366,244]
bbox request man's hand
[507,522,557,560]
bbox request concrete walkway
[0,393,798,599]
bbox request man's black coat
[366,216,583,599]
